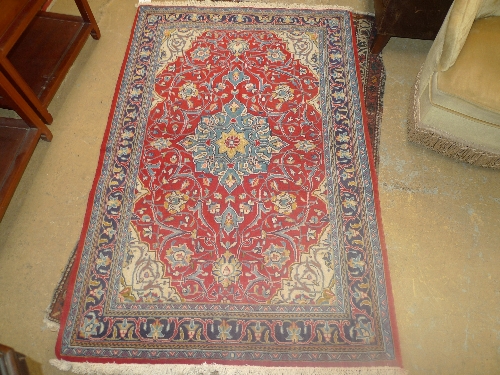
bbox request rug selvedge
[58,5,399,366]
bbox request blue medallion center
[180,97,287,193]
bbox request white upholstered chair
[408,0,500,168]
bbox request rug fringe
[43,316,60,332]
[407,69,500,168]
[43,243,79,331]
[135,0,374,16]
[50,360,407,375]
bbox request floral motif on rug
[57,5,400,368]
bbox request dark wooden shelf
[0,118,40,218]
[0,12,94,109]
[0,0,47,54]
[0,0,99,221]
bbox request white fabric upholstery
[410,0,500,167]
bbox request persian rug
[54,2,402,374]
[45,11,385,330]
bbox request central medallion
[216,128,248,159]
[180,96,288,192]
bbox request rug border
[348,15,403,369]
[56,4,403,369]
[54,4,143,362]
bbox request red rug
[55,3,401,373]
[46,13,386,329]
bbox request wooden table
[371,0,454,53]
[0,0,100,221]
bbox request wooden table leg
[371,34,391,54]
[0,57,53,124]
[75,0,101,40]
[0,71,52,141]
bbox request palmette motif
[59,6,398,365]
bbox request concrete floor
[0,1,499,374]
